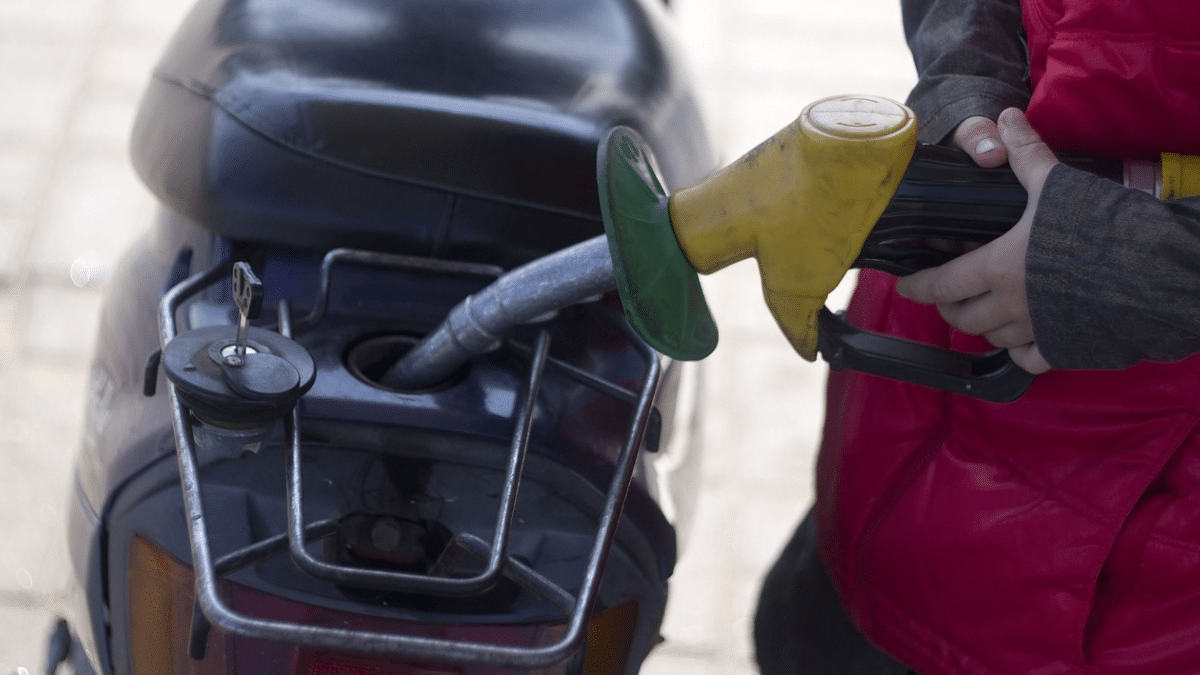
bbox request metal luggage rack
[156,247,662,667]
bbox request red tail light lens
[129,537,640,674]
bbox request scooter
[55,0,716,672]
[51,0,1173,672]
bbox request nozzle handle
[816,143,1118,401]
[817,308,1035,402]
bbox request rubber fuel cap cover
[221,352,302,400]
[597,126,718,361]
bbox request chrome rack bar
[284,330,552,596]
[433,532,577,613]
[159,261,233,343]
[161,258,662,668]
[292,248,503,332]
[188,518,340,660]
[505,336,640,406]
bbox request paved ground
[0,0,915,672]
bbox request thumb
[953,115,1007,168]
[997,108,1059,200]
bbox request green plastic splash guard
[597,127,718,361]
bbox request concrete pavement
[0,0,916,671]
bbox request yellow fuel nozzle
[669,95,917,359]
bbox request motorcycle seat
[130,0,713,267]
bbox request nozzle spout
[379,235,616,390]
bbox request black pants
[753,510,916,675]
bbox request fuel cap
[162,326,315,427]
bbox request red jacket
[817,2,1200,673]
[1024,0,1200,159]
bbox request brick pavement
[0,0,915,671]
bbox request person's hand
[895,108,1059,374]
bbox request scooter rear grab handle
[158,257,665,668]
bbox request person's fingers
[934,294,994,335]
[997,108,1059,200]
[895,245,995,306]
[953,115,1008,168]
[939,295,1011,338]
[931,287,1035,345]
[982,321,1037,351]
[1009,342,1051,374]
[898,114,1054,373]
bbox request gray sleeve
[1027,164,1200,369]
[901,0,1031,143]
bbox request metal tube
[380,235,616,390]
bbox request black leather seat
[131,0,715,266]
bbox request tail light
[130,536,639,674]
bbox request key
[229,262,263,365]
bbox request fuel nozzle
[600,95,1044,402]
[600,94,917,361]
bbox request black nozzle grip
[817,308,1035,402]
[856,144,1120,276]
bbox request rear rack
[157,248,662,667]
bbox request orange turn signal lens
[128,535,227,674]
[583,600,639,675]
